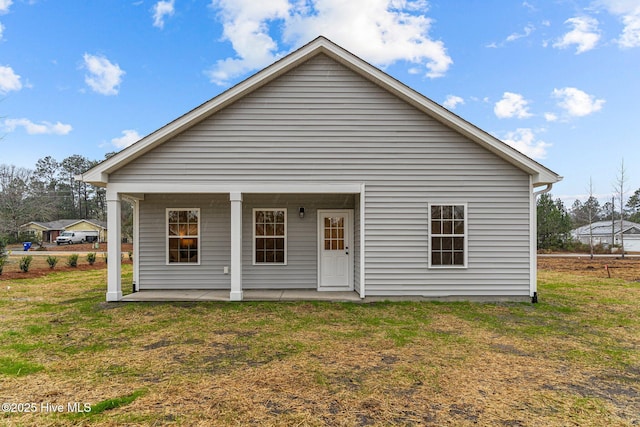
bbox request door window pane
[323,216,346,253]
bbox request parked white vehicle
[55,230,98,245]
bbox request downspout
[530,183,554,303]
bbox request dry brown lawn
[0,257,638,426]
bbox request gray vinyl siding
[242,194,355,289]
[117,54,532,296]
[138,194,231,290]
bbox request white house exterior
[572,220,640,252]
[79,37,561,302]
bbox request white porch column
[106,190,122,302]
[132,199,140,292]
[230,192,243,301]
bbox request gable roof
[20,219,107,231]
[80,36,561,188]
[572,220,640,237]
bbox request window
[167,209,200,264]
[429,204,466,267]
[254,209,287,264]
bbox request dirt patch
[0,260,112,281]
[538,256,640,281]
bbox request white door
[318,210,353,290]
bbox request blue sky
[1,0,638,205]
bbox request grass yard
[0,261,638,426]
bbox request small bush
[67,254,79,268]
[46,256,59,269]
[87,252,96,265]
[0,257,5,275]
[19,256,33,273]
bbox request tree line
[0,154,132,243]
[537,188,640,251]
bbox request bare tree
[614,158,627,258]
[587,178,596,259]
[0,165,34,241]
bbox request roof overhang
[79,36,562,188]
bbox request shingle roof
[572,220,640,237]
[21,219,107,231]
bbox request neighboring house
[79,37,561,302]
[572,220,640,252]
[20,219,107,243]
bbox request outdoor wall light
[299,207,305,219]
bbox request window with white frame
[167,208,200,264]
[253,209,287,264]
[430,204,466,267]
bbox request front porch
[121,289,362,302]
[105,184,366,302]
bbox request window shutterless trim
[166,208,201,265]
[428,203,468,269]
[252,208,287,265]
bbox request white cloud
[443,95,464,110]
[544,112,558,122]
[82,53,125,95]
[506,24,534,42]
[552,87,605,117]
[0,65,22,93]
[111,129,142,149]
[596,0,640,48]
[488,24,535,48]
[3,118,72,135]
[553,16,600,54]
[0,0,12,15]
[619,12,640,47]
[206,0,453,86]
[501,128,551,159]
[494,92,533,119]
[152,0,175,29]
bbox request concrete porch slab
[120,289,362,302]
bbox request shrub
[19,256,33,273]
[67,254,79,268]
[87,252,96,265]
[46,256,59,269]
[0,257,5,275]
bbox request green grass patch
[0,357,44,376]
[88,388,148,415]
[66,388,148,422]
